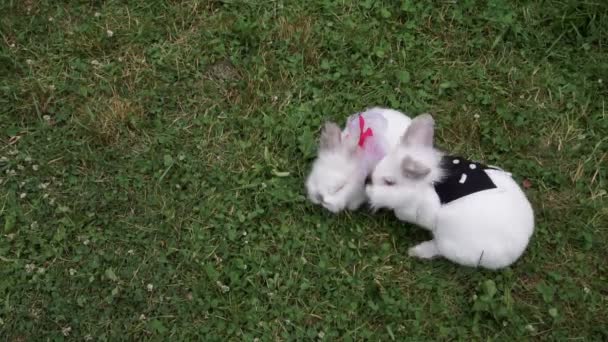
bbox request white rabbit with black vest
[366,113,534,269]
[306,107,412,213]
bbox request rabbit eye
[315,193,324,203]
[333,183,346,193]
[383,178,396,186]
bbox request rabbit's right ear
[319,122,342,151]
[402,113,434,147]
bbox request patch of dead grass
[541,113,585,152]
[275,15,319,66]
[81,96,144,145]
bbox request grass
[0,0,606,340]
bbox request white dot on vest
[469,164,477,169]
[452,159,460,164]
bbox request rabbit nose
[316,194,324,203]
[365,175,373,185]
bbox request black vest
[433,156,498,205]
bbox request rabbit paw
[408,240,441,259]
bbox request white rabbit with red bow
[366,113,534,269]
[306,107,412,213]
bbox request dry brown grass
[275,15,319,67]
[82,96,144,145]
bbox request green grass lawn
[1,0,607,340]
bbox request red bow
[358,115,373,147]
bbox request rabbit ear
[319,122,342,151]
[342,125,360,155]
[402,113,434,147]
[401,156,430,179]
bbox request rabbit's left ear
[402,113,434,147]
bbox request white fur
[306,107,412,213]
[366,114,534,269]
